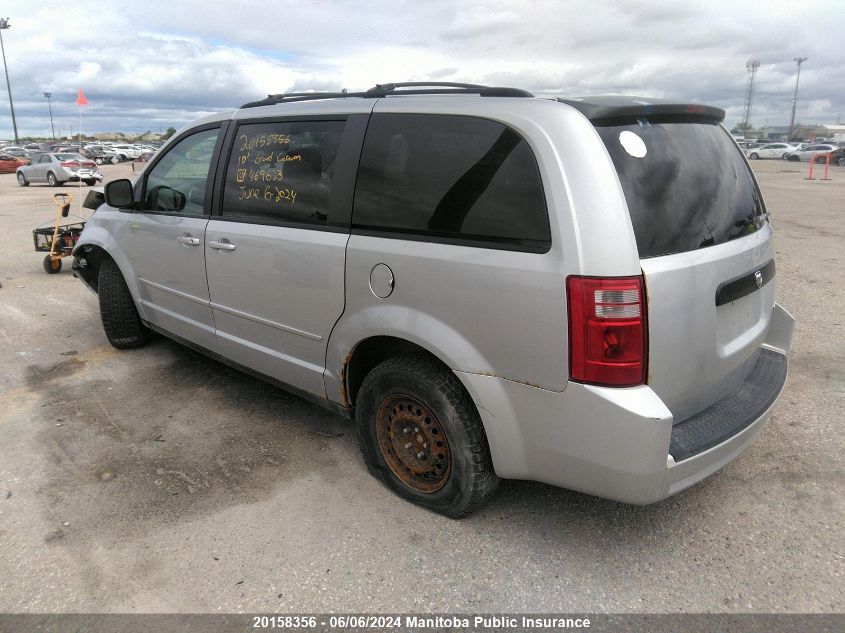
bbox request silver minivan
[72,83,793,517]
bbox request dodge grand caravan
[72,83,794,517]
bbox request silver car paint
[123,213,217,351]
[326,96,642,400]
[642,226,775,421]
[457,304,792,503]
[75,94,794,504]
[204,221,348,397]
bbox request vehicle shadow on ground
[30,334,726,550]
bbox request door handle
[176,235,200,246]
[208,239,236,251]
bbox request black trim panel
[716,260,775,306]
[143,321,352,420]
[670,348,787,462]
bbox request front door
[119,125,225,350]
[204,116,364,396]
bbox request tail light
[60,161,80,168]
[567,275,647,387]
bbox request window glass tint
[222,120,345,226]
[143,128,220,214]
[596,121,765,258]
[353,114,549,249]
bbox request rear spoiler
[558,99,725,124]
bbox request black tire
[43,255,61,274]
[84,179,96,186]
[97,258,148,349]
[814,156,826,164]
[47,171,58,186]
[356,354,499,518]
[749,153,759,160]
[838,158,845,167]
[16,172,28,187]
[94,157,103,165]
[788,155,800,162]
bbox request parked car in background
[0,153,29,173]
[3,147,32,159]
[81,145,120,165]
[745,143,798,160]
[111,144,145,160]
[785,144,838,161]
[818,147,845,166]
[16,153,102,186]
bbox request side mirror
[105,179,134,210]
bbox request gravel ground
[0,159,842,613]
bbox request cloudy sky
[1,0,843,138]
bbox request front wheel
[94,157,103,165]
[84,179,96,186]
[43,255,61,274]
[356,354,499,518]
[97,258,149,349]
[837,158,845,167]
[16,172,28,187]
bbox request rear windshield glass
[596,121,765,258]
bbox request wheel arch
[342,335,451,411]
[72,229,146,318]
[325,306,492,409]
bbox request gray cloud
[1,0,843,137]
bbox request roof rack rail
[240,83,533,108]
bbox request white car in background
[745,143,799,160]
[785,144,839,162]
[111,144,145,161]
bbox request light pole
[0,18,19,144]
[44,92,55,139]
[788,57,807,141]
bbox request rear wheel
[84,179,96,186]
[749,152,759,159]
[815,156,826,164]
[47,171,58,186]
[43,255,61,274]
[838,158,845,167]
[356,354,499,518]
[94,157,103,165]
[16,172,28,187]
[97,258,148,349]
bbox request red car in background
[0,154,29,174]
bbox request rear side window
[597,121,766,258]
[353,114,550,251]
[222,120,345,226]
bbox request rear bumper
[456,303,794,504]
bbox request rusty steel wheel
[356,354,499,517]
[375,394,451,493]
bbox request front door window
[143,128,220,215]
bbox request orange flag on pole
[76,88,89,106]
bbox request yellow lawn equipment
[32,193,86,274]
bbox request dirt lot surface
[0,160,842,613]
